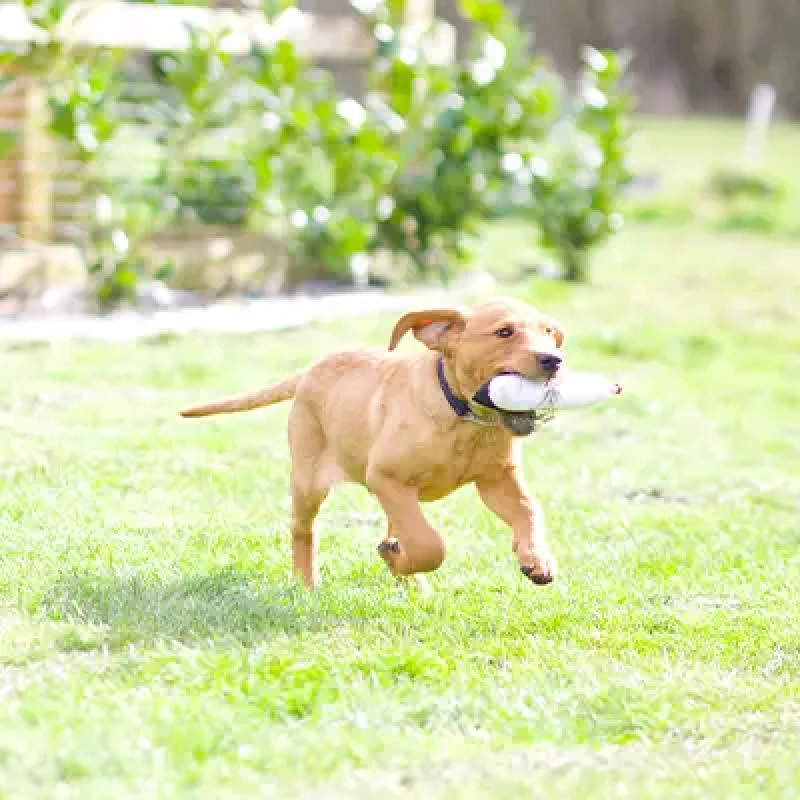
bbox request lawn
[2,118,800,798]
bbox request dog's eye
[494,326,514,339]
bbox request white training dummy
[473,370,621,413]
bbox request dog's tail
[179,372,302,418]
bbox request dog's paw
[378,537,403,575]
[377,538,401,556]
[519,551,557,585]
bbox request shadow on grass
[40,565,381,651]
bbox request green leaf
[261,0,294,20]
[458,0,506,27]
[0,130,18,158]
[155,260,176,282]
[272,40,300,84]
[335,216,370,253]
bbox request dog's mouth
[474,371,556,437]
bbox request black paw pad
[520,564,554,585]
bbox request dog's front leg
[367,471,446,576]
[476,470,557,585]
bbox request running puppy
[180,297,565,591]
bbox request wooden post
[0,71,23,235]
[19,79,52,242]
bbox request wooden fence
[0,0,452,250]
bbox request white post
[743,83,776,171]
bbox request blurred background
[308,0,800,115]
[0,0,798,315]
[440,0,800,116]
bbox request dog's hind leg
[290,479,328,588]
[288,406,329,588]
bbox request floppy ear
[388,307,469,352]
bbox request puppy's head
[389,298,565,434]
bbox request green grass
[2,119,800,798]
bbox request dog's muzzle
[472,372,554,436]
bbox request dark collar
[436,356,473,419]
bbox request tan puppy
[180,297,565,591]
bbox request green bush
[528,47,634,281]
[239,34,400,283]
[5,0,635,304]
[355,0,560,280]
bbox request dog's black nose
[537,353,562,374]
